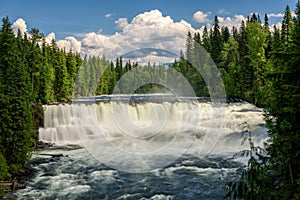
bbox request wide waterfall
[8,100,267,199]
[39,101,266,156]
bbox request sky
[1,0,298,62]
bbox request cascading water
[8,100,267,199]
[39,101,265,154]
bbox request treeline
[172,4,299,199]
[175,7,296,107]
[75,56,173,96]
[199,5,300,199]
[0,17,82,182]
[0,2,299,198]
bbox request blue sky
[1,0,297,39]
[1,0,298,61]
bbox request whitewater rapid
[39,101,266,164]
[6,100,268,199]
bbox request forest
[1,2,300,199]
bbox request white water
[39,101,266,157]
[8,101,268,199]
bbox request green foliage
[211,16,222,65]
[0,3,299,198]
[0,17,82,184]
[225,2,300,199]
[0,153,10,180]
[0,17,34,176]
[226,123,271,199]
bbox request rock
[36,141,54,149]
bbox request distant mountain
[121,48,179,59]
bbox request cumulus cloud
[193,11,211,23]
[115,18,129,30]
[12,18,27,36]
[74,9,195,62]
[270,22,282,32]
[105,13,112,18]
[57,36,81,53]
[37,9,255,64]
[217,15,247,29]
[45,32,56,44]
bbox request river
[7,96,267,199]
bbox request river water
[7,98,267,199]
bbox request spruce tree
[202,26,210,52]
[265,2,300,198]
[211,16,222,66]
[281,5,293,50]
[245,21,267,105]
[0,17,34,175]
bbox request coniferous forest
[0,2,300,199]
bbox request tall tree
[265,2,300,198]
[245,21,267,105]
[221,26,230,43]
[211,16,222,65]
[202,26,210,51]
[281,5,293,50]
[0,17,34,175]
[264,14,272,59]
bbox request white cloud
[50,9,211,63]
[193,11,211,23]
[105,13,112,18]
[12,18,27,36]
[217,15,247,29]
[115,18,129,30]
[268,12,296,18]
[45,32,56,44]
[18,9,255,64]
[57,36,81,53]
[73,9,198,63]
[268,13,284,18]
[270,22,282,32]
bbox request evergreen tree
[186,31,193,62]
[52,47,69,101]
[202,26,210,51]
[211,16,222,66]
[265,2,300,198]
[221,26,230,43]
[238,20,251,100]
[245,21,267,105]
[0,17,34,175]
[281,5,293,50]
[264,14,272,59]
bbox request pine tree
[281,5,293,50]
[40,39,55,103]
[0,17,34,175]
[245,21,267,105]
[186,31,193,63]
[238,20,251,100]
[211,16,222,66]
[202,26,210,51]
[264,14,272,59]
[52,46,69,101]
[221,26,230,43]
[265,2,300,198]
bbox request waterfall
[39,101,266,155]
